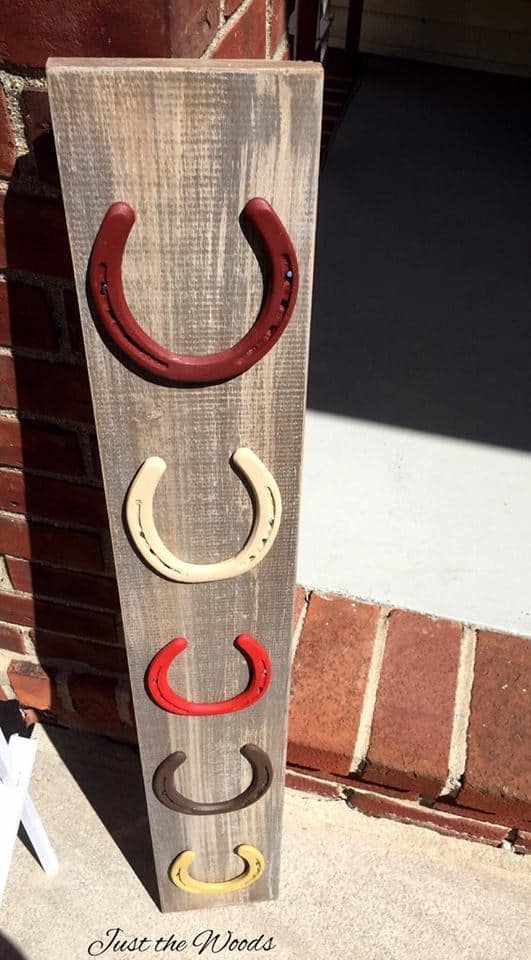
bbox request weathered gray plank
[48,58,322,912]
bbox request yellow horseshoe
[125,447,281,583]
[170,844,265,895]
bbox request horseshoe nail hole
[285,270,293,280]
[100,282,108,294]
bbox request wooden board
[47,59,322,912]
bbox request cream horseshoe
[169,844,264,894]
[125,447,281,583]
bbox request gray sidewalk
[2,724,530,960]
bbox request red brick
[36,631,127,672]
[63,289,84,356]
[8,659,132,733]
[21,89,59,187]
[287,592,379,775]
[0,192,73,279]
[214,0,266,57]
[68,671,128,734]
[1,1,220,67]
[6,558,119,611]
[270,0,291,55]
[362,610,461,798]
[0,355,93,423]
[1,1,168,67]
[225,0,244,15]
[515,830,531,855]
[0,88,16,178]
[0,469,107,527]
[457,630,531,828]
[346,787,509,848]
[0,592,116,642]
[0,620,26,654]
[7,658,52,709]
[0,281,58,352]
[285,769,341,799]
[0,416,84,475]
[169,0,219,57]
[0,514,104,571]
[56,708,137,742]
[42,698,82,729]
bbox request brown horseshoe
[152,744,272,815]
[88,198,298,385]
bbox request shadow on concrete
[44,724,159,906]
[0,708,158,907]
[309,55,531,451]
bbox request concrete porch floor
[299,56,531,637]
[1,725,530,960]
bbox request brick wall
[287,590,531,853]
[0,0,292,739]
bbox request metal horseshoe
[153,744,272,814]
[170,844,265,894]
[125,447,281,583]
[88,198,298,385]
[146,634,271,716]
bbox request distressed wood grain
[47,58,322,912]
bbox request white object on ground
[0,729,58,904]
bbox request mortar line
[0,556,14,592]
[201,0,256,58]
[350,604,391,773]
[0,646,127,679]
[272,36,290,60]
[290,588,311,665]
[0,648,12,695]
[55,668,74,711]
[0,343,84,365]
[0,462,103,489]
[265,0,273,58]
[115,679,133,725]
[442,624,477,797]
[0,505,107,536]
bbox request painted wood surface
[329,0,531,77]
[48,58,322,912]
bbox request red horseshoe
[146,634,271,716]
[88,198,298,385]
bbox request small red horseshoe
[88,198,298,385]
[146,634,271,716]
